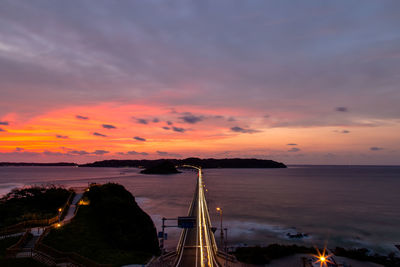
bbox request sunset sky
[1,1,399,164]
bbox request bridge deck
[174,167,220,267]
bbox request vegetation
[334,247,400,267]
[233,244,315,264]
[234,244,400,266]
[0,186,71,228]
[43,183,160,266]
[81,157,287,168]
[140,160,181,174]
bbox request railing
[5,229,32,258]
[173,166,221,267]
[172,178,198,266]
[0,191,75,236]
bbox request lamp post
[216,207,224,248]
[58,208,62,224]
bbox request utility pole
[216,207,224,248]
[224,228,228,267]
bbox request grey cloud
[0,1,399,137]
[342,130,350,134]
[133,136,146,141]
[227,117,236,122]
[179,113,203,124]
[270,118,383,128]
[287,143,297,146]
[370,147,383,151]
[118,150,148,156]
[127,151,148,155]
[231,126,260,134]
[0,121,9,125]
[166,121,173,125]
[288,147,301,152]
[76,115,89,120]
[15,147,24,152]
[153,118,160,123]
[137,119,148,125]
[162,126,170,130]
[335,107,348,112]
[102,124,116,129]
[69,150,90,155]
[172,127,186,133]
[93,132,107,137]
[0,128,6,132]
[93,150,109,155]
[56,135,69,139]
[156,151,182,157]
[43,150,64,156]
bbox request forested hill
[79,158,286,168]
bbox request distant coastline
[0,162,77,167]
[0,158,286,168]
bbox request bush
[234,244,315,264]
[0,186,70,228]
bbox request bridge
[173,165,221,267]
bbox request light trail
[177,165,220,267]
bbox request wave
[0,182,25,197]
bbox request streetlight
[313,247,333,267]
[58,208,62,224]
[216,207,224,248]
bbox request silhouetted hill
[0,162,77,166]
[140,160,181,174]
[80,158,286,168]
[43,183,159,264]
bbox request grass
[43,183,159,266]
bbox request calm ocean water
[0,165,399,254]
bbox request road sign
[178,216,196,228]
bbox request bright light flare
[312,247,333,267]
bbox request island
[80,157,287,168]
[140,160,181,174]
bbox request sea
[0,165,399,255]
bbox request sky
[0,0,399,165]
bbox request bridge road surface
[174,167,220,267]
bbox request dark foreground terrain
[43,183,160,265]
